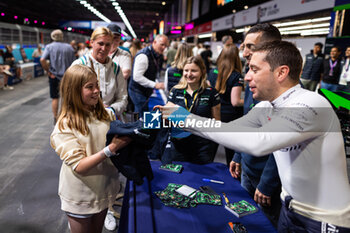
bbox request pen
[202,178,224,184]
[222,192,230,204]
[228,222,234,232]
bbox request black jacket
[106,120,155,185]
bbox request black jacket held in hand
[106,120,155,185]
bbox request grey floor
[0,75,349,233]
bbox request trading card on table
[225,200,258,218]
[175,185,198,198]
[159,164,183,173]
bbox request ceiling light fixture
[273,16,331,28]
[79,0,112,23]
[198,33,212,38]
[277,23,330,32]
[109,1,137,38]
[280,28,329,35]
[162,1,166,6]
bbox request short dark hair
[314,42,323,49]
[222,35,232,44]
[253,41,302,82]
[332,46,342,52]
[247,23,282,42]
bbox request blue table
[119,161,277,233]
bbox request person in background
[40,29,76,124]
[50,64,131,233]
[164,42,192,95]
[4,45,21,81]
[339,46,350,91]
[107,24,132,80]
[32,44,43,58]
[192,42,199,56]
[70,40,78,58]
[129,39,142,63]
[231,23,282,226]
[300,42,324,91]
[222,35,234,48]
[0,49,14,90]
[321,46,342,92]
[208,45,244,166]
[128,34,168,117]
[200,42,212,74]
[197,43,205,57]
[77,42,89,58]
[165,41,178,68]
[20,47,29,63]
[162,56,220,164]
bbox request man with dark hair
[300,42,324,91]
[161,40,350,232]
[321,46,342,92]
[231,23,282,226]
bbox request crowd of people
[2,22,348,233]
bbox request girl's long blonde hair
[171,43,193,70]
[174,56,210,91]
[215,45,242,94]
[57,64,110,135]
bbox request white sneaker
[3,85,14,90]
[3,70,14,76]
[104,210,117,231]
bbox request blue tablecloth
[119,161,277,233]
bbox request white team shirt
[185,84,350,227]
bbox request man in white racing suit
[160,41,350,232]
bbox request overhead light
[301,30,329,36]
[156,13,159,16]
[280,28,329,35]
[232,9,236,13]
[235,27,250,33]
[273,16,331,28]
[79,0,112,23]
[162,1,166,5]
[278,23,330,32]
[112,2,119,6]
[244,5,248,10]
[198,33,212,38]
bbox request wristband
[103,146,114,158]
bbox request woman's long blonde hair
[171,43,193,70]
[57,65,110,135]
[215,45,242,94]
[174,56,210,91]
